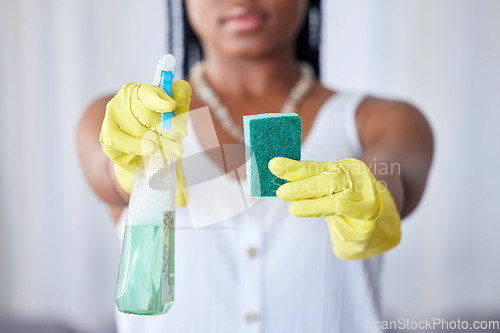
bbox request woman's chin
[217,39,280,60]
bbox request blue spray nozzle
[154,54,176,129]
[160,70,175,129]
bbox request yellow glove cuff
[114,158,189,208]
[114,164,134,195]
[326,183,401,260]
[175,158,189,207]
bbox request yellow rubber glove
[100,81,191,205]
[269,157,401,260]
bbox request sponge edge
[243,113,302,197]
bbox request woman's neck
[201,46,301,99]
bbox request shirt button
[247,247,258,258]
[245,312,259,323]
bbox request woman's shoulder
[311,83,430,139]
[355,95,432,145]
[351,95,434,172]
[311,84,433,157]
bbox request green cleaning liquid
[115,211,175,315]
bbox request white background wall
[0,0,166,332]
[322,0,500,320]
[0,0,499,332]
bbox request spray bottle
[115,54,177,315]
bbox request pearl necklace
[189,61,315,143]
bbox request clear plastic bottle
[115,154,176,315]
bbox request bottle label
[162,210,175,303]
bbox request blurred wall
[322,0,500,320]
[0,0,165,332]
[0,0,499,332]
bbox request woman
[77,0,433,332]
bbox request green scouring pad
[243,113,301,197]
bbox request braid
[296,0,321,76]
[181,1,203,78]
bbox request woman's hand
[269,157,401,260]
[99,81,191,194]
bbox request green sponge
[243,113,301,197]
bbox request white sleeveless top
[115,92,384,333]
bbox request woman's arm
[268,96,432,259]
[357,97,434,218]
[76,96,129,221]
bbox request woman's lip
[220,5,267,33]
